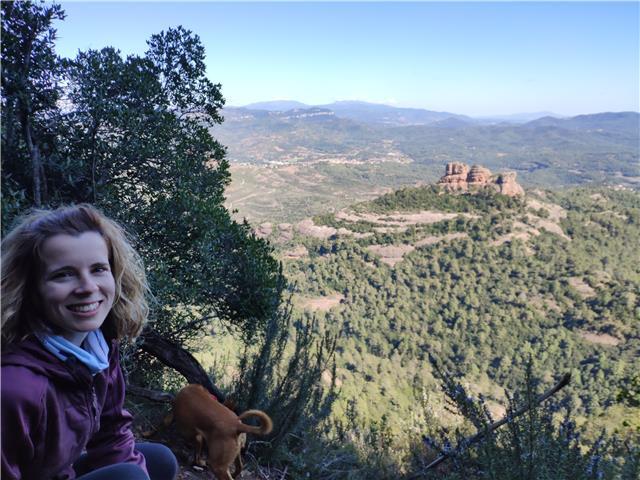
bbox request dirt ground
[298,293,345,311]
[137,423,274,480]
[366,244,415,266]
[568,277,597,298]
[578,331,621,346]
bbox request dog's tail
[237,410,273,436]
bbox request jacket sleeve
[1,366,43,480]
[79,349,147,474]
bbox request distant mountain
[317,100,474,126]
[214,106,388,164]
[476,112,563,123]
[525,112,639,135]
[429,117,476,129]
[213,105,639,189]
[237,100,474,126]
[242,100,310,111]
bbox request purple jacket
[1,334,146,479]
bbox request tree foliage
[1,1,283,383]
[1,0,65,210]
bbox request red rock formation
[438,163,524,197]
[467,165,492,185]
[446,162,467,176]
[495,172,525,196]
[438,162,469,191]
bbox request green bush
[414,359,640,480]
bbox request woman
[1,204,178,480]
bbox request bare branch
[138,326,226,401]
[127,385,174,403]
[419,373,571,475]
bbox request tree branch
[419,373,571,474]
[127,385,175,403]
[138,326,226,401]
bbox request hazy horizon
[54,1,639,117]
[228,98,640,118]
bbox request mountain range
[240,100,563,126]
[236,100,601,126]
[215,101,638,174]
[213,100,638,223]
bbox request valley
[218,102,639,223]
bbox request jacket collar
[2,334,118,388]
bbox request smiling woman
[38,231,116,346]
[1,204,178,480]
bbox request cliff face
[495,171,525,197]
[438,162,524,197]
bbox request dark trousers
[74,442,178,480]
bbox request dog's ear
[223,397,238,412]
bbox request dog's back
[173,384,237,438]
[173,383,273,479]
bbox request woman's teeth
[68,302,100,313]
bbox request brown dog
[171,384,273,480]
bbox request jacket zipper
[90,386,99,433]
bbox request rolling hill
[214,103,639,222]
[257,183,640,452]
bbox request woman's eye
[93,265,110,273]
[51,271,74,280]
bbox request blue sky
[54,1,639,116]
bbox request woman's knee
[76,463,149,480]
[135,442,178,480]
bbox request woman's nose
[75,272,99,293]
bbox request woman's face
[38,231,116,346]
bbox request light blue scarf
[38,329,110,375]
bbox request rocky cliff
[438,162,524,196]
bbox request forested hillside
[263,185,639,453]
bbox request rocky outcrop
[295,219,337,239]
[438,163,524,197]
[468,165,492,185]
[495,172,525,196]
[438,162,469,190]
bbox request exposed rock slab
[366,244,415,266]
[568,277,596,298]
[579,331,621,346]
[254,222,273,238]
[282,245,309,260]
[336,210,474,225]
[299,293,345,311]
[438,162,524,197]
[295,219,337,239]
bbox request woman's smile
[66,301,103,314]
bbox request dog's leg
[212,467,233,480]
[232,453,243,479]
[194,433,207,468]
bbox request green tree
[1,0,65,212]
[1,1,282,390]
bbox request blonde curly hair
[1,204,150,346]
